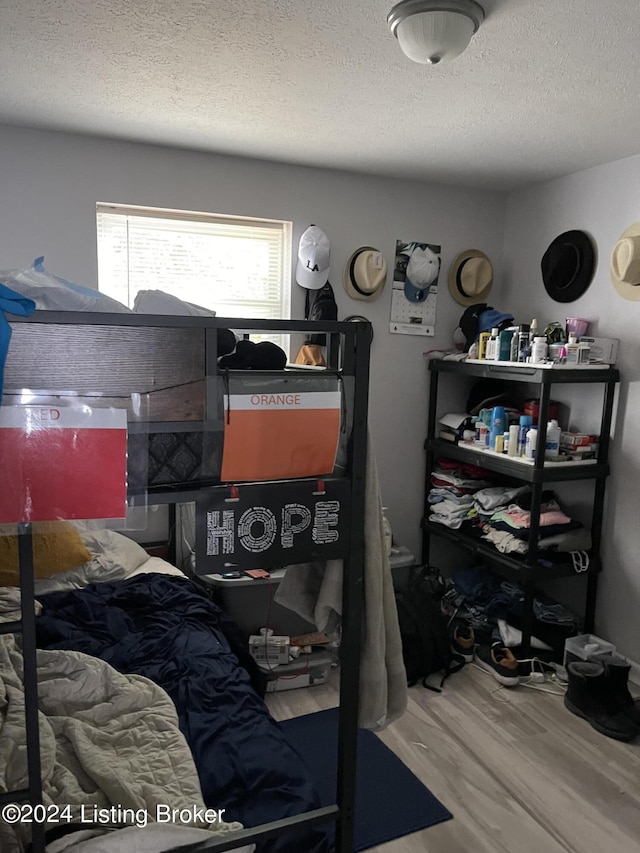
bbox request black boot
[564,661,640,742]
[596,655,640,728]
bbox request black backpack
[395,566,464,692]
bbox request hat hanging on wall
[610,222,640,301]
[296,225,330,290]
[448,250,493,305]
[404,246,440,303]
[344,314,374,342]
[540,230,596,303]
[343,246,387,301]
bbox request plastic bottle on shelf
[525,427,538,460]
[531,336,548,363]
[489,406,506,451]
[485,327,500,361]
[478,331,490,360]
[498,328,517,361]
[545,419,561,459]
[517,325,531,362]
[518,414,533,456]
[565,333,580,364]
[530,318,539,339]
[509,330,520,362]
[508,424,519,456]
[502,431,510,454]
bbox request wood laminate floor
[266,664,640,853]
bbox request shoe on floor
[475,642,520,687]
[451,623,475,663]
[564,660,640,742]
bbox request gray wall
[0,124,507,559]
[503,153,640,660]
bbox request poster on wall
[389,239,441,336]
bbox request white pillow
[34,528,149,595]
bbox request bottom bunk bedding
[0,592,248,853]
[35,574,332,853]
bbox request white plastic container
[545,419,561,459]
[563,633,616,668]
[525,427,538,460]
[565,333,580,364]
[531,336,548,362]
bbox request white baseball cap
[296,225,330,290]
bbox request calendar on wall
[389,239,441,336]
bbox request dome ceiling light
[387,0,485,65]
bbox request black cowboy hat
[541,230,596,303]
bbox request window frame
[95,202,293,324]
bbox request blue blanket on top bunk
[36,574,331,853]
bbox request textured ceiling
[2,0,640,190]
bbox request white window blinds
[96,203,292,320]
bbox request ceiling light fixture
[387,0,484,65]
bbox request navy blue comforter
[36,574,331,853]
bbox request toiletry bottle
[498,328,517,361]
[486,327,499,361]
[518,414,533,457]
[502,431,510,454]
[545,419,561,460]
[517,324,531,362]
[531,336,548,363]
[508,424,519,456]
[510,329,520,362]
[489,406,506,451]
[525,426,538,460]
[530,318,538,340]
[565,333,579,364]
[478,331,490,360]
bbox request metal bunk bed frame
[4,312,372,853]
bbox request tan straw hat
[344,247,387,301]
[611,222,640,301]
[448,250,493,305]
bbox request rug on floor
[278,707,452,851]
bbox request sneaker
[475,642,520,687]
[451,623,475,663]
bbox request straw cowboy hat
[611,222,640,301]
[344,246,387,301]
[541,230,596,303]
[448,250,493,305]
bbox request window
[96,203,292,327]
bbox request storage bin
[563,633,616,668]
[265,649,335,692]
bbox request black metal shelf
[428,439,610,482]
[424,356,620,656]
[424,521,599,583]
[430,358,620,385]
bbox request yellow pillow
[0,522,92,587]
